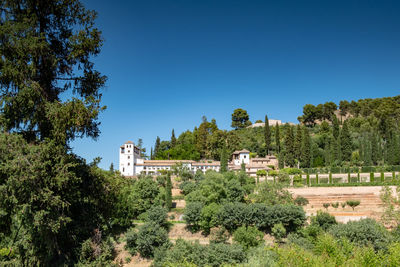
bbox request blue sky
[73,0,400,169]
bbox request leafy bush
[200,203,220,234]
[153,239,246,267]
[329,218,391,251]
[250,182,293,205]
[184,202,204,231]
[146,205,168,228]
[271,223,286,243]
[294,196,309,206]
[323,203,330,210]
[226,179,246,202]
[310,211,337,231]
[125,228,138,254]
[130,222,169,258]
[281,168,303,175]
[217,202,247,232]
[263,204,306,233]
[233,226,264,249]
[179,181,197,195]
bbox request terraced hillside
[289,186,393,223]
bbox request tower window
[123,168,125,172]
[128,163,130,166]
[128,156,130,159]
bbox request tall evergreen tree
[340,120,352,162]
[154,136,161,159]
[284,124,295,167]
[165,173,172,210]
[371,132,379,165]
[150,147,153,160]
[171,129,177,147]
[275,122,281,154]
[332,115,340,139]
[0,0,106,145]
[294,124,303,161]
[220,144,228,173]
[300,126,311,168]
[264,115,271,155]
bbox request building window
[128,150,130,153]
[128,163,130,166]
[123,168,125,172]
[128,156,130,159]
[244,155,246,158]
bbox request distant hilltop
[247,119,296,128]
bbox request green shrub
[134,222,169,258]
[125,228,138,254]
[294,196,309,206]
[323,203,330,210]
[147,205,168,228]
[179,181,197,195]
[272,223,286,243]
[184,202,204,231]
[153,238,246,267]
[217,202,247,232]
[329,218,391,251]
[310,211,337,231]
[200,203,220,234]
[233,226,264,249]
[264,204,306,233]
[332,202,339,209]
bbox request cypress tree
[300,127,311,168]
[284,125,295,167]
[332,115,340,139]
[109,163,114,172]
[264,115,271,155]
[294,124,303,162]
[165,173,172,210]
[340,120,352,162]
[171,129,177,147]
[220,145,228,173]
[371,132,379,165]
[275,122,281,154]
[241,162,246,172]
[154,136,161,159]
[150,147,153,160]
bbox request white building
[119,141,278,177]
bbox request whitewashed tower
[119,141,141,176]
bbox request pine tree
[294,124,303,162]
[150,147,153,160]
[300,126,311,168]
[275,123,281,154]
[154,136,161,159]
[340,120,352,162]
[171,129,177,147]
[284,125,295,167]
[165,173,172,210]
[264,115,271,155]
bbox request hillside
[151,95,400,169]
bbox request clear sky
[73,0,400,170]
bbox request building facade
[119,141,278,177]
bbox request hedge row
[184,203,306,234]
[302,165,400,174]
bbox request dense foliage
[152,95,400,171]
